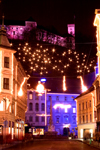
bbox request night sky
[1,0,100,37]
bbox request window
[82,103,84,110]
[79,104,81,111]
[4,57,9,68]
[56,96,59,101]
[64,116,68,123]
[65,96,67,101]
[35,116,39,122]
[73,108,76,113]
[12,122,14,128]
[35,93,39,100]
[86,102,87,109]
[3,78,9,89]
[56,117,60,123]
[90,114,92,122]
[29,91,33,100]
[29,116,33,122]
[9,121,11,127]
[29,103,33,111]
[41,103,45,111]
[79,116,81,124]
[41,116,45,122]
[72,116,76,124]
[12,104,14,113]
[13,31,15,35]
[35,103,39,111]
[86,115,88,123]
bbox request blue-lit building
[46,92,79,136]
[25,89,79,136]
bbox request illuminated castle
[0,18,75,49]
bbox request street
[5,140,99,150]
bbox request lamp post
[36,81,47,130]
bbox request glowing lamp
[36,81,44,96]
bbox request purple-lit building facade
[47,93,79,136]
[25,90,79,136]
[0,19,75,49]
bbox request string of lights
[11,41,96,77]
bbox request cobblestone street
[1,140,99,150]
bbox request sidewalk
[78,138,100,149]
[0,141,22,150]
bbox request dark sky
[1,0,100,38]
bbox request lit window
[73,108,76,113]
[29,92,33,99]
[64,116,68,123]
[56,117,60,123]
[3,78,9,90]
[4,57,9,68]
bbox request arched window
[29,103,33,111]
[35,103,39,111]
[41,103,45,111]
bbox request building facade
[25,90,79,136]
[0,19,27,142]
[75,86,96,139]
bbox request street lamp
[36,81,44,96]
[36,81,47,129]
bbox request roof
[75,85,94,99]
[0,21,11,48]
